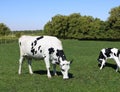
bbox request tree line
[0,23,11,36]
[44,6,120,40]
[0,6,120,40]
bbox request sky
[0,0,120,31]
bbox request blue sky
[0,0,120,31]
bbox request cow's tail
[18,37,24,57]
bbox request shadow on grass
[33,70,74,79]
[98,62,120,73]
[105,62,117,70]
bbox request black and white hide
[97,48,120,72]
[18,35,71,79]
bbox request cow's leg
[44,56,51,78]
[113,57,120,72]
[53,64,57,76]
[18,56,24,74]
[100,60,106,70]
[28,59,33,74]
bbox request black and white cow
[18,35,71,79]
[97,48,120,72]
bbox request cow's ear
[70,60,73,64]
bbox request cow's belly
[24,52,45,59]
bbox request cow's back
[19,35,62,48]
[19,35,63,57]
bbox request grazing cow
[18,35,71,79]
[97,48,120,72]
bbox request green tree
[44,21,53,35]
[105,6,120,40]
[0,23,11,36]
[44,13,105,39]
[107,6,120,31]
[67,13,82,39]
[44,14,68,38]
[88,18,106,39]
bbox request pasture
[0,39,120,92]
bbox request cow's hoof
[48,76,52,79]
[63,78,69,80]
[54,73,58,76]
[63,77,69,80]
[30,72,33,75]
[18,72,21,75]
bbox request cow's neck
[56,49,66,60]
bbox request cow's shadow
[33,70,74,79]
[98,62,120,73]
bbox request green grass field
[1,40,120,92]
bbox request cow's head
[97,51,106,68]
[56,49,72,79]
[60,60,72,79]
[97,58,103,66]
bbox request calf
[18,35,71,79]
[97,48,120,72]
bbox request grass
[0,40,120,92]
